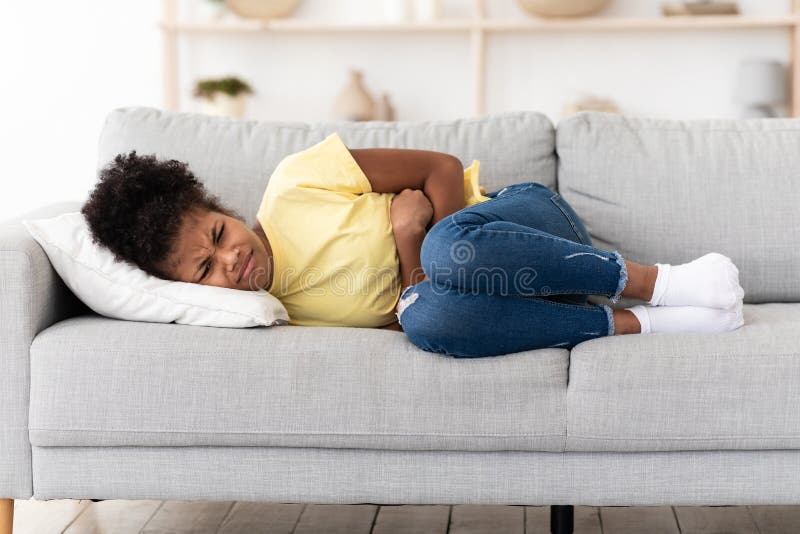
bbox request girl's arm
[377,226,426,332]
[390,188,432,289]
[377,189,433,331]
[348,147,466,227]
[394,224,428,290]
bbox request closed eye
[199,222,225,281]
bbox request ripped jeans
[395,181,628,358]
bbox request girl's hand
[390,189,431,292]
[390,188,434,235]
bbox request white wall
[1,0,793,220]
[0,1,162,222]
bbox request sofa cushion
[29,316,568,451]
[566,303,800,452]
[556,111,800,303]
[97,107,556,229]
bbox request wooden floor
[8,499,800,533]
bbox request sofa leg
[0,499,13,534]
[550,504,573,534]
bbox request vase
[332,70,375,121]
[199,93,247,118]
[373,92,396,121]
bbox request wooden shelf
[159,19,477,33]
[481,15,798,31]
[161,15,798,34]
[160,0,800,117]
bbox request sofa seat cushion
[566,303,800,452]
[29,316,569,451]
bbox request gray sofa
[2,107,799,534]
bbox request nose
[219,247,241,276]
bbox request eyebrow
[192,222,218,281]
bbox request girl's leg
[400,182,743,355]
[396,280,614,357]
[421,182,629,303]
[485,182,594,307]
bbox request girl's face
[163,208,272,291]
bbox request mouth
[237,250,253,283]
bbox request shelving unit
[161,0,800,118]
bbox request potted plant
[193,76,254,118]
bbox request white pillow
[22,212,290,328]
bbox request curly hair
[81,150,242,280]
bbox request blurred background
[1,0,795,220]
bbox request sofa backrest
[556,111,800,303]
[97,107,556,229]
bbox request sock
[627,305,651,334]
[627,304,744,334]
[647,252,744,309]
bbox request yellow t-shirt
[256,132,490,327]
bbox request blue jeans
[396,181,628,358]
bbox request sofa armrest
[0,200,87,498]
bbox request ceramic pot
[373,92,396,121]
[516,0,611,17]
[199,93,247,118]
[333,70,375,121]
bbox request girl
[82,133,744,357]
